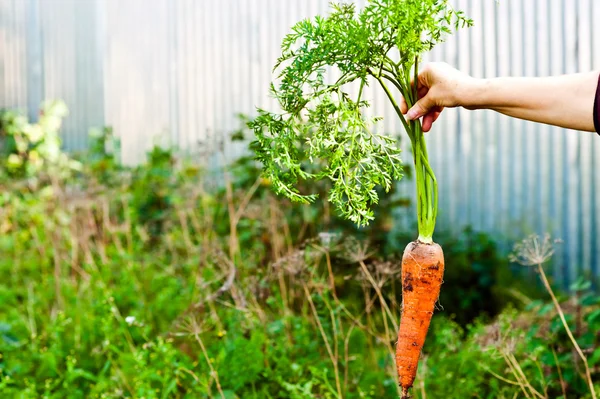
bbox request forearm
[465,71,599,132]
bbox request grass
[0,114,599,398]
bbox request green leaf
[250,0,470,227]
[586,308,600,326]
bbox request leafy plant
[250,0,471,237]
[84,126,123,186]
[0,119,597,398]
[0,100,81,184]
[250,2,473,395]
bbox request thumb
[406,95,435,121]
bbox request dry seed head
[317,231,342,250]
[271,249,310,277]
[341,236,374,263]
[372,259,400,277]
[509,233,561,266]
[354,262,388,290]
[178,316,204,337]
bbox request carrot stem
[374,57,438,241]
[406,59,437,242]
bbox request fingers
[400,82,427,115]
[406,93,435,121]
[400,95,408,115]
[422,113,434,132]
[417,85,429,99]
[421,109,443,132]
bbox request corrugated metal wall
[1,0,600,284]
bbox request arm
[404,62,600,133]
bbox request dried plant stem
[101,199,125,257]
[186,207,202,242]
[325,250,337,297]
[333,291,396,372]
[179,367,201,384]
[223,170,240,260]
[231,176,261,226]
[303,284,343,399]
[281,214,294,254]
[168,258,236,334]
[268,197,285,260]
[277,268,289,309]
[362,285,373,316]
[506,352,544,399]
[177,209,194,251]
[324,298,342,395]
[268,199,291,320]
[501,352,534,399]
[330,291,384,343]
[484,367,522,387]
[358,260,398,331]
[223,173,262,262]
[193,330,226,399]
[121,197,134,253]
[536,263,597,399]
[64,227,89,281]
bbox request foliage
[0,103,598,398]
[0,100,81,184]
[250,0,471,237]
[129,145,178,238]
[84,126,123,186]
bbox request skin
[397,241,445,398]
[402,62,600,133]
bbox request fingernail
[406,110,419,120]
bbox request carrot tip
[401,387,411,399]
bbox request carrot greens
[250,0,471,237]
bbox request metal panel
[0,0,28,110]
[1,0,599,282]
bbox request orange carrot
[397,240,445,398]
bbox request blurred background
[2,0,599,284]
[1,1,600,398]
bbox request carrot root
[396,240,445,396]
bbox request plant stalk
[537,263,597,399]
[373,59,438,242]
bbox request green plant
[510,235,598,399]
[2,102,595,398]
[85,126,123,186]
[1,138,596,398]
[249,2,472,395]
[0,100,80,184]
[250,0,471,237]
[130,145,178,238]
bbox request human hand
[402,62,479,132]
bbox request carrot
[250,2,471,397]
[397,241,445,398]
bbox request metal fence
[1,0,600,284]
